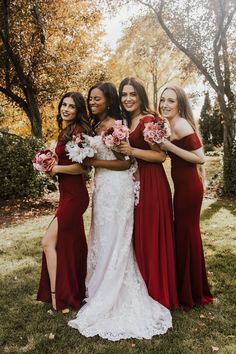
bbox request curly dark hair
[118,77,155,127]
[87,82,121,131]
[57,92,92,142]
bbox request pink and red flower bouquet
[32,150,57,172]
[143,116,171,145]
[102,120,130,159]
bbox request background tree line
[199,92,224,150]
[0,0,236,196]
[106,0,236,195]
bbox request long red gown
[129,116,179,309]
[37,125,89,310]
[169,132,213,310]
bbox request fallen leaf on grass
[62,308,70,314]
[199,314,206,319]
[211,346,219,352]
[49,333,55,340]
[192,328,198,333]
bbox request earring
[107,106,110,112]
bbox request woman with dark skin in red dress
[118,77,179,310]
[159,85,213,311]
[37,92,91,312]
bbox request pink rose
[143,117,170,145]
[104,135,115,147]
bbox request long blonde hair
[159,85,205,183]
[159,85,198,132]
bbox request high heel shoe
[47,291,57,315]
[47,292,70,315]
[51,291,57,307]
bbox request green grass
[0,155,235,353]
[0,200,235,354]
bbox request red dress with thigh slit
[37,125,89,310]
[169,133,213,310]
[129,116,179,309]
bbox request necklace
[93,116,108,131]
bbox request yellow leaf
[62,308,70,314]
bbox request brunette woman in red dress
[159,85,213,311]
[118,77,179,309]
[37,92,91,312]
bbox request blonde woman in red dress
[159,85,213,311]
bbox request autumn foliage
[0,0,108,138]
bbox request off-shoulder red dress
[37,125,89,310]
[169,132,213,310]
[129,116,179,309]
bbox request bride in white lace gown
[68,83,172,340]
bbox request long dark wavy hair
[87,82,121,131]
[118,77,155,127]
[57,92,92,142]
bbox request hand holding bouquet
[143,116,171,145]
[32,150,57,172]
[102,120,130,160]
[66,133,96,164]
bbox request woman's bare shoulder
[173,118,194,138]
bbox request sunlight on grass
[0,216,51,247]
[0,257,38,276]
[0,197,235,353]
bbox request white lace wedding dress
[68,136,172,340]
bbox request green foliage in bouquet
[0,131,57,199]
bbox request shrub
[0,131,57,199]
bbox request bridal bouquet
[143,116,171,144]
[66,133,96,163]
[102,120,130,159]
[32,150,57,172]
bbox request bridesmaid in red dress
[159,85,213,311]
[118,77,179,309]
[37,92,91,312]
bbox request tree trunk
[217,93,236,194]
[153,71,158,111]
[24,88,42,138]
[27,103,42,138]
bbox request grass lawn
[0,156,235,354]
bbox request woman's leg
[42,218,58,309]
